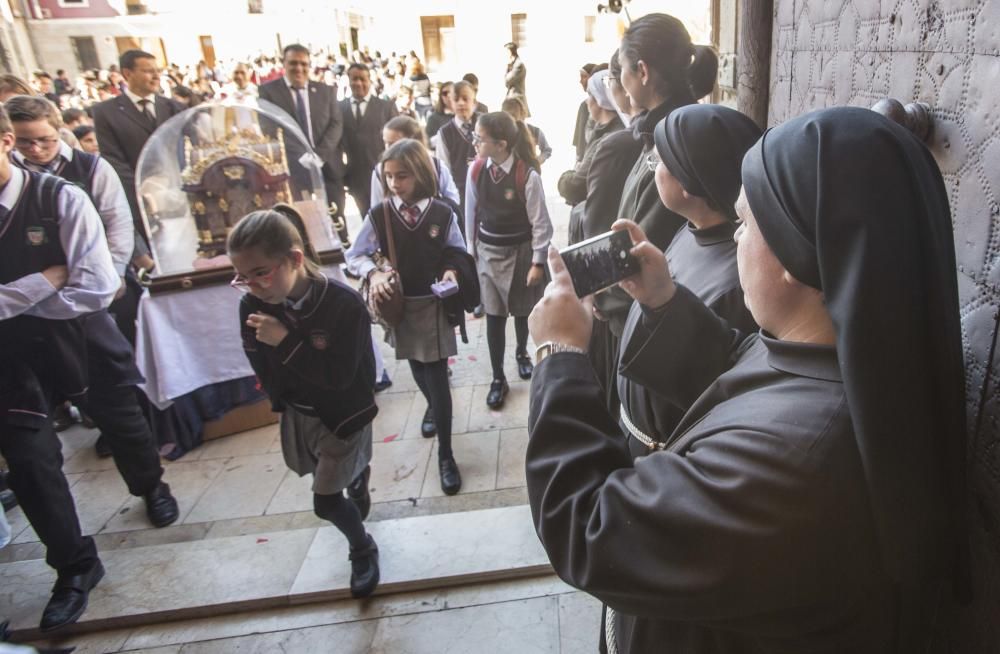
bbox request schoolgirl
[369,115,461,209]
[346,139,476,495]
[228,210,380,599]
[500,96,552,165]
[433,80,481,212]
[466,112,553,408]
[618,104,760,458]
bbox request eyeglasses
[602,76,620,88]
[644,153,661,173]
[230,263,283,291]
[15,135,60,149]
[471,134,497,145]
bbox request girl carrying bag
[362,200,405,328]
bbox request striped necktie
[401,203,421,226]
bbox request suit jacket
[259,78,345,181]
[339,95,397,190]
[92,94,186,237]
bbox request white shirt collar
[284,77,309,92]
[11,139,75,171]
[0,166,26,212]
[391,196,430,212]
[453,115,474,129]
[351,93,372,104]
[124,87,156,107]
[488,154,515,173]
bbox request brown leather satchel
[362,201,405,328]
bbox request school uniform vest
[0,172,67,284]
[475,161,532,247]
[371,199,453,297]
[52,150,100,200]
[440,117,478,198]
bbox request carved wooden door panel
[768,2,1000,650]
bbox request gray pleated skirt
[388,295,457,363]
[477,240,546,317]
[279,407,373,495]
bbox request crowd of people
[0,11,973,654]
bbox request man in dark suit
[92,49,185,255]
[259,44,349,244]
[340,63,397,218]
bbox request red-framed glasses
[230,263,282,291]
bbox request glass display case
[136,99,343,293]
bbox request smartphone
[431,279,459,298]
[560,229,639,298]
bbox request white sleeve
[24,185,119,319]
[525,169,553,264]
[90,157,134,275]
[437,163,462,206]
[370,168,384,207]
[436,133,452,171]
[344,215,380,280]
[464,166,478,256]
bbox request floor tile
[400,385,473,440]
[65,469,132,536]
[371,390,417,443]
[289,505,549,598]
[468,380,531,432]
[176,621,376,654]
[29,627,132,654]
[558,592,604,654]
[368,438,432,503]
[264,468,315,515]
[0,528,317,632]
[368,595,560,654]
[182,453,286,524]
[496,428,529,489]
[62,438,121,474]
[191,424,279,461]
[103,459,226,533]
[420,430,500,498]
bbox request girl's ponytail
[513,120,540,172]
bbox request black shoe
[349,534,380,598]
[347,465,372,520]
[373,371,393,393]
[52,403,75,432]
[472,304,485,319]
[420,406,436,437]
[144,482,179,528]
[486,379,508,409]
[93,433,113,458]
[516,353,534,380]
[0,489,16,512]
[439,456,462,495]
[40,560,105,632]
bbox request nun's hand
[612,219,676,310]
[528,246,593,351]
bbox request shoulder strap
[470,157,485,186]
[37,173,68,220]
[381,199,399,271]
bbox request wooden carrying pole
[737,0,774,129]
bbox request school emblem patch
[310,330,330,350]
[428,224,441,239]
[26,226,46,246]
[504,189,515,202]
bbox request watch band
[535,341,587,365]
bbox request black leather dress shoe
[349,534,380,598]
[40,560,105,632]
[439,456,462,495]
[486,379,509,409]
[516,353,534,380]
[144,482,179,528]
[373,371,393,393]
[347,465,372,520]
[93,433,113,458]
[420,406,436,437]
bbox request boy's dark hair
[5,95,61,130]
[461,73,479,89]
[120,49,155,71]
[0,105,11,135]
[62,107,85,125]
[347,62,369,75]
[72,124,95,141]
[282,44,310,59]
[452,80,476,100]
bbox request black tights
[408,359,453,460]
[486,315,529,381]
[313,492,368,550]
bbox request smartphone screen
[559,229,639,298]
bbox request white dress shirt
[345,195,467,280]
[13,141,133,275]
[284,78,314,145]
[464,154,552,264]
[0,166,119,320]
[350,93,372,120]
[125,87,157,121]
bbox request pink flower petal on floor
[256,537,269,544]
[449,357,456,365]
[467,355,478,361]
[383,434,399,443]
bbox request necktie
[293,87,311,144]
[354,99,362,122]
[461,122,474,142]
[138,99,156,129]
[489,163,506,184]
[401,204,421,226]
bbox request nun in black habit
[618,104,759,457]
[525,107,968,653]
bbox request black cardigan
[239,274,377,438]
